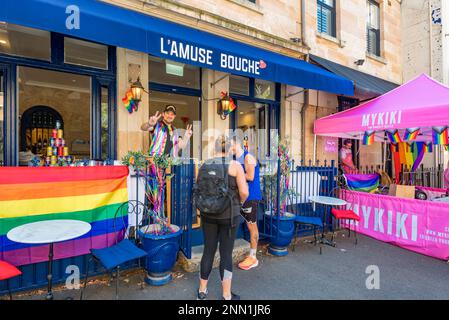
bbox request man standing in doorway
[231,136,262,271]
[141,105,193,157]
[339,139,358,174]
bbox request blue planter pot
[138,224,182,286]
[264,211,296,256]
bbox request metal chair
[80,200,148,300]
[288,193,324,254]
[0,260,22,300]
[328,187,360,245]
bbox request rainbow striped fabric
[387,130,402,143]
[432,126,449,145]
[345,174,380,193]
[0,166,129,266]
[363,131,375,145]
[403,128,420,141]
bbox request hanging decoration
[444,145,449,152]
[122,89,138,114]
[432,126,449,145]
[362,131,375,146]
[390,143,399,153]
[424,142,433,153]
[386,129,402,143]
[403,128,420,141]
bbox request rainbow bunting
[0,166,129,266]
[390,143,399,153]
[444,145,449,152]
[362,131,375,146]
[424,142,433,153]
[432,126,449,145]
[386,129,402,143]
[403,128,420,141]
[122,89,138,114]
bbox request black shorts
[241,200,259,224]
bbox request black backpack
[192,158,234,217]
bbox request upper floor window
[367,0,381,56]
[317,0,336,38]
[149,56,201,90]
[0,22,51,61]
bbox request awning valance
[310,54,397,97]
[0,0,354,96]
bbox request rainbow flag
[392,142,427,182]
[363,131,375,146]
[345,174,380,193]
[390,143,399,153]
[122,89,138,114]
[0,166,129,266]
[386,130,402,143]
[432,127,449,145]
[424,142,433,153]
[403,128,420,141]
[444,145,449,152]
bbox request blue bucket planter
[138,224,182,286]
[264,211,296,256]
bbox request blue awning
[0,0,354,95]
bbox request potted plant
[122,151,182,286]
[263,140,297,256]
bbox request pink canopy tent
[314,74,449,142]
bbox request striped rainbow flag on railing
[0,166,129,266]
[344,173,380,193]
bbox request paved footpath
[11,233,449,300]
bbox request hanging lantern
[217,92,232,120]
[130,77,145,103]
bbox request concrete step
[177,239,251,273]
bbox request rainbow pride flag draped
[0,166,129,266]
[392,142,428,182]
[344,174,380,193]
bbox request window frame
[317,0,337,38]
[0,28,117,165]
[367,0,381,57]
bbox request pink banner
[341,190,449,260]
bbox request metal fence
[259,159,338,239]
[399,164,445,188]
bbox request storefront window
[64,37,108,69]
[0,71,3,165]
[18,67,91,165]
[230,75,250,96]
[0,23,51,61]
[149,90,200,159]
[254,79,276,100]
[149,56,200,89]
[101,86,109,160]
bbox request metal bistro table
[7,220,91,300]
[308,196,347,247]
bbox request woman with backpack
[194,135,249,300]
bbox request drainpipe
[300,0,309,161]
